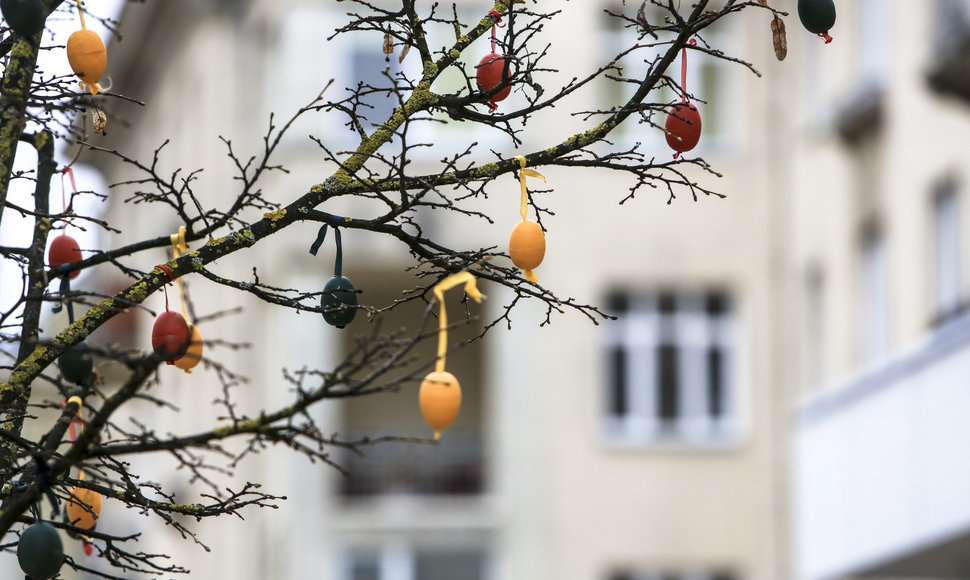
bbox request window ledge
[601,428,746,453]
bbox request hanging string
[513,155,546,220]
[333,227,344,277]
[60,167,77,217]
[308,221,345,276]
[488,9,505,54]
[432,272,484,373]
[169,227,190,321]
[74,0,86,30]
[156,264,175,311]
[66,396,84,444]
[679,38,697,102]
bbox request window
[859,224,890,363]
[933,179,962,321]
[344,544,489,580]
[603,289,738,446]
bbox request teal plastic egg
[321,275,357,328]
[1,0,45,39]
[798,0,836,35]
[17,521,64,579]
[57,341,93,384]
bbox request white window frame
[859,224,890,363]
[802,267,826,390]
[859,0,889,91]
[933,180,962,320]
[602,289,740,448]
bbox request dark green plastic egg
[57,341,93,384]
[798,0,836,35]
[321,275,357,328]
[1,0,45,39]
[17,521,64,579]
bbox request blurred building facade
[790,1,970,579]
[55,1,970,580]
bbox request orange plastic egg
[66,29,106,95]
[419,371,462,439]
[66,486,101,531]
[173,324,203,373]
[508,219,545,282]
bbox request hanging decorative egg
[665,102,702,156]
[57,341,93,384]
[151,310,190,362]
[508,219,545,283]
[17,521,64,579]
[476,53,512,112]
[419,371,462,439]
[67,28,106,94]
[48,234,81,280]
[1,0,45,38]
[173,324,204,373]
[321,275,358,328]
[66,485,102,531]
[797,0,835,42]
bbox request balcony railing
[338,430,484,498]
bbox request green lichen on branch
[0,39,41,228]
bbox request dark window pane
[348,553,380,580]
[711,572,736,580]
[606,290,630,314]
[707,347,723,418]
[658,344,679,421]
[658,291,677,313]
[415,550,485,580]
[609,346,628,417]
[706,290,728,316]
[608,572,633,580]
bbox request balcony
[793,311,970,579]
[338,430,485,498]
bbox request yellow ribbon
[74,0,86,29]
[514,155,546,221]
[170,226,190,321]
[67,395,85,477]
[432,272,484,373]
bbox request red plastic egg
[664,102,702,155]
[476,52,511,111]
[151,311,190,362]
[48,234,81,279]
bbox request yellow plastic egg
[67,29,106,94]
[173,324,203,373]
[66,486,101,531]
[508,219,545,282]
[419,371,462,439]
